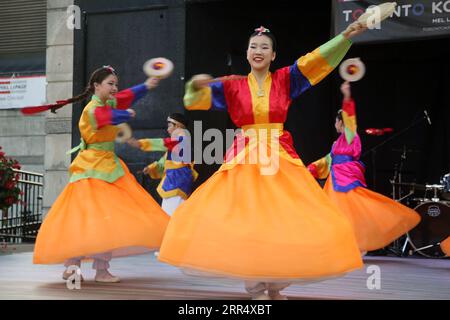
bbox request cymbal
[425,184,444,190]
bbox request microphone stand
[362,112,430,257]
[361,114,429,190]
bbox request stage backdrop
[333,0,450,43]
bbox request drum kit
[390,173,450,258]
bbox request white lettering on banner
[0,76,46,109]
[343,9,353,21]
[342,1,450,21]
[433,1,450,13]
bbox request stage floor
[0,251,449,300]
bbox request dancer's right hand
[127,109,136,118]
[191,74,213,90]
[340,81,351,100]
[145,77,160,90]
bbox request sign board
[0,75,46,109]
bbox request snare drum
[407,201,450,258]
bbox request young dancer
[33,66,169,282]
[307,81,420,254]
[158,23,368,300]
[128,112,198,216]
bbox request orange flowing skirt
[323,177,420,252]
[158,157,363,282]
[33,160,169,264]
[441,237,450,256]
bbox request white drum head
[143,57,174,79]
[339,58,366,82]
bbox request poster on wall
[333,0,450,43]
[0,75,46,109]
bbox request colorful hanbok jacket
[308,98,367,192]
[183,34,353,172]
[139,133,198,199]
[69,84,148,183]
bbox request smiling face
[247,34,276,72]
[94,74,118,102]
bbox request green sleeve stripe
[319,34,352,68]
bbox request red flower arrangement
[0,146,22,211]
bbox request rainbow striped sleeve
[290,34,352,99]
[342,98,357,145]
[146,156,166,179]
[114,83,149,110]
[139,137,183,152]
[307,153,332,179]
[87,100,132,130]
[93,107,131,129]
[183,80,228,111]
[139,138,168,152]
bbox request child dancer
[128,112,198,216]
[33,66,169,282]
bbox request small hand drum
[357,2,397,28]
[115,123,132,143]
[143,57,174,79]
[339,58,366,82]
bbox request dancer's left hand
[341,22,367,39]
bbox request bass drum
[407,201,450,258]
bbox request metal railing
[0,169,43,243]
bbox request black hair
[66,66,118,105]
[169,112,189,128]
[249,29,277,52]
[336,109,343,122]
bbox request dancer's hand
[143,166,150,175]
[341,22,367,39]
[127,138,141,148]
[340,81,351,100]
[127,109,136,118]
[145,77,160,90]
[191,74,213,90]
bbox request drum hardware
[424,184,444,202]
[362,107,431,190]
[440,173,450,201]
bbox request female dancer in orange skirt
[32,66,169,282]
[307,81,420,254]
[158,23,368,300]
